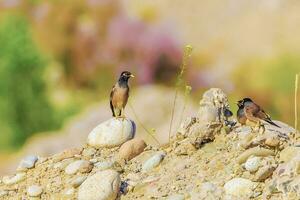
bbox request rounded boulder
[117,138,146,161]
[87,118,135,148]
[78,169,120,200]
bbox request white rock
[224,178,256,197]
[65,160,93,175]
[27,185,43,197]
[167,194,185,200]
[87,118,135,148]
[78,169,120,200]
[94,161,114,171]
[244,156,261,172]
[2,173,26,185]
[17,155,38,171]
[142,152,166,172]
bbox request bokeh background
[0,0,299,174]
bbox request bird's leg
[254,121,264,134]
[120,108,126,120]
[258,121,265,134]
[252,121,260,133]
[114,108,123,119]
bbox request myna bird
[236,98,280,129]
[236,100,247,125]
[110,71,134,118]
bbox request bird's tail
[264,119,280,128]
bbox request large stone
[78,169,120,200]
[117,138,146,161]
[87,118,135,148]
[198,88,231,124]
[224,178,256,198]
[178,117,221,148]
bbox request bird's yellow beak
[130,74,135,78]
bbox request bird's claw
[115,115,126,121]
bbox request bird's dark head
[237,97,253,108]
[119,71,134,82]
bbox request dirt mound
[0,88,299,200]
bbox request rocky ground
[0,85,197,176]
[0,88,299,200]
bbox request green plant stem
[295,74,299,131]
[168,45,193,143]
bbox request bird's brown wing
[255,109,280,127]
[110,85,116,117]
[245,103,281,127]
[244,103,261,123]
[254,109,270,121]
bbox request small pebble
[0,190,8,197]
[65,160,93,175]
[64,188,75,196]
[82,148,97,157]
[255,166,276,182]
[142,152,166,172]
[53,148,82,162]
[17,155,38,171]
[117,138,146,161]
[94,161,114,171]
[224,178,256,197]
[244,156,261,172]
[89,158,98,163]
[2,173,26,185]
[167,194,185,200]
[27,185,43,197]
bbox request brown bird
[237,98,280,129]
[110,71,134,118]
[236,100,247,125]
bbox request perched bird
[236,98,280,129]
[110,71,134,118]
[236,100,247,125]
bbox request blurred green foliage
[0,15,58,150]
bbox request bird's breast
[112,87,129,108]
